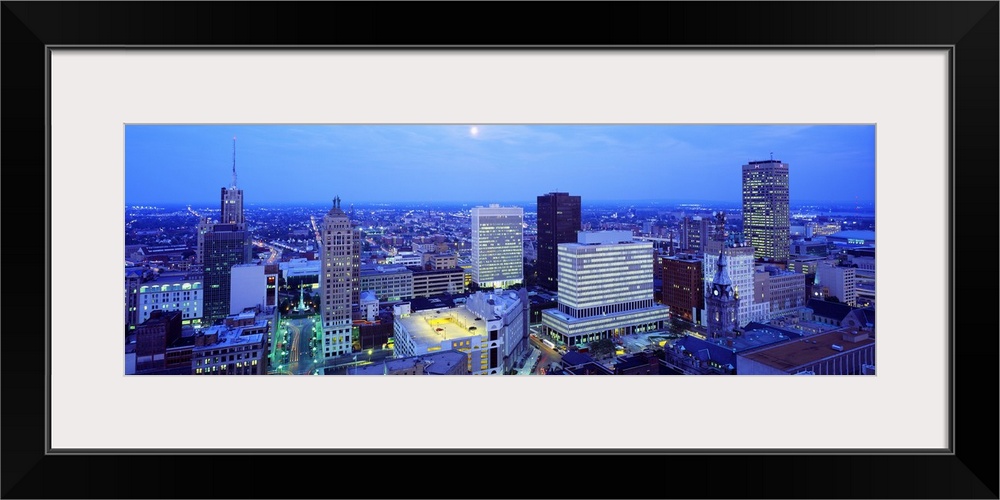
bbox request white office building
[471,205,523,289]
[703,244,770,327]
[229,262,278,315]
[134,271,204,327]
[540,231,669,347]
[393,289,529,375]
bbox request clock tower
[706,250,740,339]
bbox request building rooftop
[561,351,595,367]
[360,264,412,276]
[806,299,854,322]
[574,230,635,245]
[738,328,876,372]
[396,306,488,349]
[564,362,614,375]
[672,336,737,369]
[407,265,463,276]
[614,353,657,371]
[407,293,469,312]
[195,322,267,351]
[352,350,468,375]
[465,289,523,319]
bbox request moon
[470,126,479,137]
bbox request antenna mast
[232,136,237,188]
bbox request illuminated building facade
[536,192,581,292]
[132,271,204,327]
[393,289,528,375]
[742,159,790,263]
[540,231,669,347]
[471,204,523,289]
[320,196,356,358]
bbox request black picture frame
[2,2,997,499]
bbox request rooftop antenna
[232,136,238,188]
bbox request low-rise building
[192,318,269,375]
[360,264,413,302]
[736,327,875,375]
[410,266,465,298]
[352,349,468,375]
[130,270,204,329]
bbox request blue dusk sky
[125,124,875,206]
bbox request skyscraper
[536,192,581,292]
[471,204,523,289]
[320,196,355,358]
[201,138,252,324]
[202,224,252,324]
[742,159,790,262]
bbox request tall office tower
[471,204,524,289]
[220,137,245,227]
[320,196,355,358]
[540,231,670,347]
[201,138,252,324]
[202,224,252,324]
[536,192,582,292]
[679,216,700,253]
[705,251,740,338]
[742,159,790,262]
[196,216,213,265]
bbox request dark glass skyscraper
[202,224,252,324]
[742,159,790,263]
[536,192,581,292]
[202,140,251,324]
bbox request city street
[271,316,321,375]
[529,335,563,374]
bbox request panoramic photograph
[124,124,876,376]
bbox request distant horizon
[126,124,876,205]
[126,198,877,210]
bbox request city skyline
[125,124,875,205]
